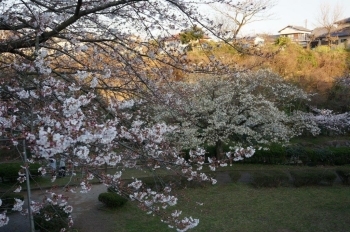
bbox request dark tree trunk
[215,140,224,160]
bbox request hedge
[250,144,287,164]
[251,170,290,188]
[98,192,128,208]
[290,170,337,187]
[329,147,350,165]
[0,162,41,182]
[183,143,350,166]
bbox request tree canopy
[147,70,319,159]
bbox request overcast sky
[237,0,350,35]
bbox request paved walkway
[0,184,110,232]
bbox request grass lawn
[103,183,350,232]
[2,164,350,232]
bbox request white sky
[227,0,350,36]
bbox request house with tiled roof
[278,25,312,47]
[335,17,350,27]
[311,17,350,48]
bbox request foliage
[314,45,331,53]
[245,143,287,164]
[269,43,349,108]
[311,148,335,165]
[297,50,318,68]
[98,192,128,208]
[34,204,70,232]
[274,36,291,46]
[179,25,205,44]
[245,144,350,166]
[251,170,290,188]
[288,147,335,166]
[0,163,41,182]
[335,167,350,185]
[0,193,24,211]
[330,147,350,165]
[290,170,337,187]
[0,163,21,182]
[326,76,350,113]
[285,144,307,164]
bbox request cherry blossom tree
[308,108,350,135]
[146,69,320,159]
[0,0,261,231]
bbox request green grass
[97,183,350,232]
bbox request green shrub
[314,45,331,53]
[286,145,307,164]
[313,148,334,165]
[275,37,291,46]
[34,204,69,232]
[251,171,290,188]
[246,143,287,164]
[0,162,42,182]
[326,78,350,113]
[98,192,128,208]
[0,163,22,182]
[336,167,350,185]
[290,170,337,187]
[0,193,24,211]
[287,146,340,166]
[330,147,350,165]
[302,148,335,166]
[29,163,41,176]
[134,176,176,190]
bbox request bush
[275,37,291,46]
[286,146,345,166]
[29,163,41,176]
[313,148,334,165]
[336,167,350,185]
[285,145,307,164]
[300,148,335,166]
[326,77,350,113]
[330,147,350,165]
[251,171,290,188]
[34,204,70,232]
[0,162,42,182]
[0,163,22,182]
[290,170,337,187]
[0,193,24,211]
[98,192,128,208]
[246,143,287,164]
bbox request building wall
[279,27,311,35]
